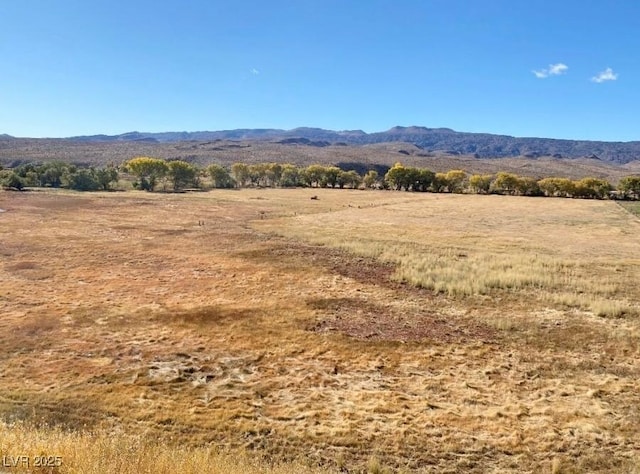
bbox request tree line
[0,161,119,191]
[2,157,640,200]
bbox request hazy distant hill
[46,126,640,164]
[2,126,640,169]
[66,127,369,144]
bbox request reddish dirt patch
[306,297,496,343]
[241,239,497,344]
[238,240,397,288]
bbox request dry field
[1,188,640,473]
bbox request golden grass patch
[257,193,640,312]
[1,188,640,472]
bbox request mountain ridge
[3,126,640,164]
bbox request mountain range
[2,126,640,164]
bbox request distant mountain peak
[387,125,427,132]
[384,125,458,134]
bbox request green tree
[618,176,640,199]
[514,176,541,196]
[414,168,435,192]
[94,166,119,190]
[267,163,283,186]
[207,164,235,188]
[385,163,413,191]
[322,166,341,188]
[363,170,379,189]
[167,160,198,190]
[279,164,300,187]
[248,163,269,186]
[431,173,449,193]
[14,163,40,186]
[384,162,403,190]
[304,165,327,188]
[124,157,168,191]
[337,170,362,189]
[0,170,24,190]
[468,174,493,194]
[65,168,101,191]
[39,161,73,188]
[231,163,251,187]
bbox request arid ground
[1,188,639,473]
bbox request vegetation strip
[2,157,640,200]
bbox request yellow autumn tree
[124,157,168,191]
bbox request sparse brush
[590,299,636,318]
[366,456,388,474]
[486,317,519,331]
[547,291,586,308]
[551,456,564,474]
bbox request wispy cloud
[533,62,568,78]
[250,68,260,75]
[591,67,618,83]
[549,63,568,75]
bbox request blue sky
[1,0,638,140]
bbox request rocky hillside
[2,126,640,165]
[43,126,640,164]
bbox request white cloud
[533,63,568,79]
[549,63,568,75]
[250,68,260,75]
[591,67,618,83]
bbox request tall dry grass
[257,193,640,317]
[0,422,331,474]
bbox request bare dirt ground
[1,188,639,473]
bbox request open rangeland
[1,188,639,473]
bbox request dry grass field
[1,188,640,473]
